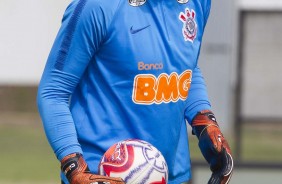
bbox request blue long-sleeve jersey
[37,0,211,183]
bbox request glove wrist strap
[61,153,89,181]
[192,110,219,138]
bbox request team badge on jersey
[179,8,197,42]
[128,0,146,7]
[177,0,189,4]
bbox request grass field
[0,112,60,183]
[0,111,282,183]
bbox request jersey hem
[169,172,192,184]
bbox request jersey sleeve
[203,0,211,28]
[37,0,115,160]
[184,66,211,124]
[184,0,212,124]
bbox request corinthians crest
[178,8,197,42]
[128,0,146,6]
[177,0,189,4]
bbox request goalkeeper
[37,0,233,183]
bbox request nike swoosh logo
[130,25,151,34]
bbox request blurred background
[0,0,281,183]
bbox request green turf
[242,123,282,161]
[0,116,282,183]
[0,124,60,183]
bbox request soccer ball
[98,139,168,184]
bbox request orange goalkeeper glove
[61,153,125,184]
[192,110,233,184]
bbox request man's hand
[61,153,125,184]
[192,110,233,184]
